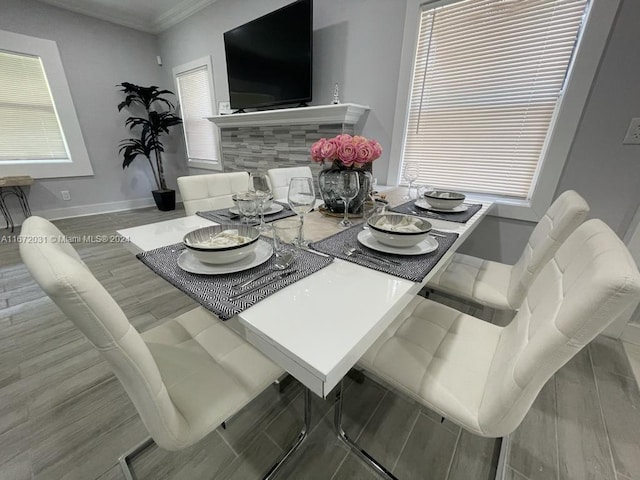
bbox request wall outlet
[623,118,640,144]
[61,190,71,201]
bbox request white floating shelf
[208,103,370,128]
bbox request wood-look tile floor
[0,206,638,480]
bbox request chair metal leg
[118,436,155,480]
[274,372,297,393]
[494,435,508,480]
[333,380,398,480]
[263,387,312,479]
[119,389,313,480]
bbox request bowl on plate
[367,213,432,248]
[183,224,260,265]
[423,190,465,210]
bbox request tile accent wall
[219,123,355,177]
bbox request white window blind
[0,50,70,163]
[403,0,588,199]
[176,65,219,166]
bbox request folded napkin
[372,215,424,233]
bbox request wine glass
[249,171,273,232]
[287,177,316,246]
[336,171,360,228]
[403,163,420,200]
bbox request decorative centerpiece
[311,134,382,214]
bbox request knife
[228,269,297,300]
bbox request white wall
[157,0,406,182]
[0,0,188,219]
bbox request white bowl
[367,213,432,248]
[423,190,465,210]
[183,225,260,265]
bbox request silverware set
[228,269,297,300]
[343,247,401,267]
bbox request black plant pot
[152,189,176,211]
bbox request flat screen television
[223,0,312,111]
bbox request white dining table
[117,194,493,399]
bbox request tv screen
[223,0,312,110]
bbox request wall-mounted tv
[223,0,313,111]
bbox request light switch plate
[623,118,640,145]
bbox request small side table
[0,176,33,232]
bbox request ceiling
[38,0,219,34]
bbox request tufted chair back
[178,172,249,216]
[479,219,640,436]
[507,190,589,308]
[267,166,313,199]
[19,216,192,450]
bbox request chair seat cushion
[359,296,502,434]
[142,307,283,444]
[428,253,514,310]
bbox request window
[389,0,618,220]
[0,30,92,178]
[173,56,222,171]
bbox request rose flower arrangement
[310,134,382,169]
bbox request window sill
[463,194,539,223]
[187,159,222,172]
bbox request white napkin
[374,216,423,233]
[195,229,250,248]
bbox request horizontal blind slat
[176,66,218,163]
[0,51,69,161]
[402,0,587,199]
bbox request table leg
[262,387,311,479]
[334,380,398,480]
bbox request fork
[344,247,401,266]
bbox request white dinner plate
[229,203,284,216]
[178,240,273,274]
[357,230,438,256]
[414,198,468,213]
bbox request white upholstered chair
[361,218,640,436]
[333,219,640,478]
[428,190,590,310]
[177,172,249,216]
[267,166,313,199]
[18,216,305,479]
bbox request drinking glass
[232,192,259,225]
[272,218,302,257]
[403,164,420,200]
[335,170,360,228]
[249,171,273,232]
[287,177,315,247]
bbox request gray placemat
[137,241,333,321]
[309,226,458,282]
[196,201,297,225]
[390,200,482,223]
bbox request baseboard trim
[33,197,160,222]
[3,196,183,229]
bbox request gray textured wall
[219,123,352,175]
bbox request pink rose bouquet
[310,134,382,169]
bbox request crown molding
[38,0,219,34]
[153,0,218,33]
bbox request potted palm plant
[118,82,182,211]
